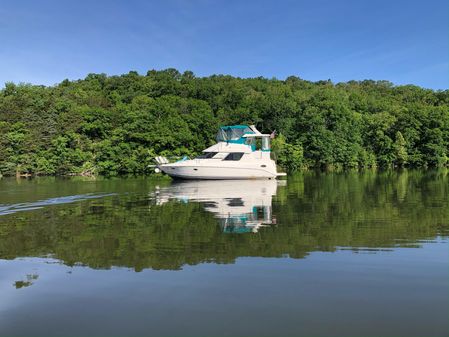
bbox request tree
[394,131,408,167]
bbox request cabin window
[196,152,218,159]
[213,153,228,159]
[223,152,244,161]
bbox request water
[0,171,448,336]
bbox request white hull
[159,162,281,180]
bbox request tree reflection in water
[0,170,447,271]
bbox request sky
[0,0,448,89]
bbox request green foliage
[394,131,408,167]
[272,134,304,171]
[0,70,448,176]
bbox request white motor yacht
[154,125,286,180]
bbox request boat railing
[154,156,190,165]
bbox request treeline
[0,69,448,176]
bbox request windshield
[216,126,253,142]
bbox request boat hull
[159,164,278,180]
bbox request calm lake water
[0,171,448,337]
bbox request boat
[154,125,286,180]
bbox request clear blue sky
[1,0,448,89]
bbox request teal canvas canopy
[216,125,254,143]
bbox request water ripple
[0,193,116,216]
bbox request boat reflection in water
[152,179,285,233]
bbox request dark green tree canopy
[0,70,448,176]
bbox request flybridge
[216,125,271,144]
[216,125,254,143]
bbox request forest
[0,69,448,176]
